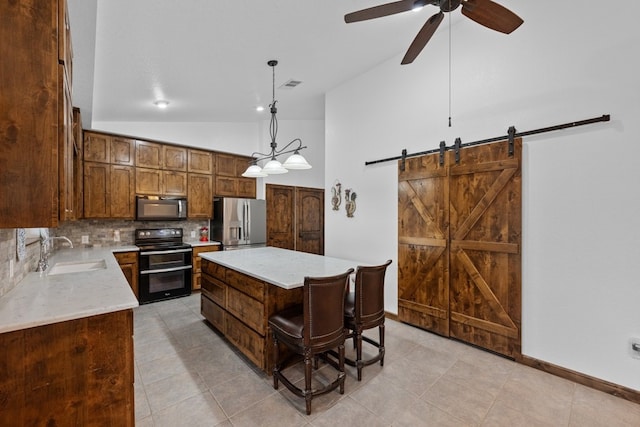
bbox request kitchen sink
[48,259,107,275]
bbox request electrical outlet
[190,231,196,238]
[630,338,640,360]
[113,230,120,242]
[81,235,89,244]
[9,260,14,278]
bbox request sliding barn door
[398,153,450,336]
[398,139,522,359]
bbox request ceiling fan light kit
[345,0,524,64]
[242,60,312,178]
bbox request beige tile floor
[134,294,640,426]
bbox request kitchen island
[0,247,138,426]
[199,247,363,373]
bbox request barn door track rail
[365,114,610,171]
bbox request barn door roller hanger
[366,114,611,171]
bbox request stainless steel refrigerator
[209,197,267,250]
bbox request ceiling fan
[345,0,523,64]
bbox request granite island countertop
[199,246,367,289]
[0,246,139,334]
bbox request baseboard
[386,313,640,405]
[519,355,640,405]
[385,311,399,321]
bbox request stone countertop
[186,240,222,248]
[0,246,139,334]
[199,246,366,290]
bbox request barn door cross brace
[373,114,610,171]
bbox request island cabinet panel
[226,270,265,302]
[0,310,134,426]
[201,274,226,306]
[201,293,225,332]
[192,244,221,290]
[225,312,265,369]
[200,259,303,373]
[227,287,265,335]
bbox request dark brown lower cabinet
[0,310,135,426]
[200,259,302,373]
[266,184,324,255]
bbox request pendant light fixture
[242,60,312,177]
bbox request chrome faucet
[36,236,74,272]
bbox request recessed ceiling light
[154,100,169,109]
[256,106,265,112]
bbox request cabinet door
[164,145,187,171]
[73,108,83,219]
[0,0,59,227]
[237,178,256,198]
[296,187,324,255]
[59,68,74,221]
[234,156,253,176]
[111,137,135,165]
[136,141,163,169]
[188,173,212,218]
[188,149,213,174]
[83,162,110,218]
[216,153,236,176]
[111,165,135,218]
[114,252,139,298]
[136,168,162,195]
[163,171,187,196]
[84,132,111,163]
[215,176,237,197]
[266,184,295,250]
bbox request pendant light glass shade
[262,158,288,174]
[283,152,312,170]
[241,164,268,177]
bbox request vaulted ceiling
[68,0,472,126]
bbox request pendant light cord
[448,0,452,127]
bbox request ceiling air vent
[280,79,302,90]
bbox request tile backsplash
[53,219,208,247]
[0,229,41,298]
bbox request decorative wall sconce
[345,188,357,218]
[331,181,342,211]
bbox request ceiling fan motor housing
[438,0,462,12]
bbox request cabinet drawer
[202,261,226,281]
[201,275,226,307]
[201,295,225,333]
[225,312,265,370]
[114,251,137,264]
[227,287,265,335]
[226,270,264,302]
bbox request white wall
[91,121,259,154]
[325,2,640,391]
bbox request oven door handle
[140,248,192,256]
[140,265,193,275]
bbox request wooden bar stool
[268,268,353,415]
[344,260,392,380]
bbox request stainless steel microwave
[136,196,187,221]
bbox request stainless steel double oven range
[135,228,192,304]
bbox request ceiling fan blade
[461,0,523,34]
[345,0,416,23]
[401,12,444,65]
